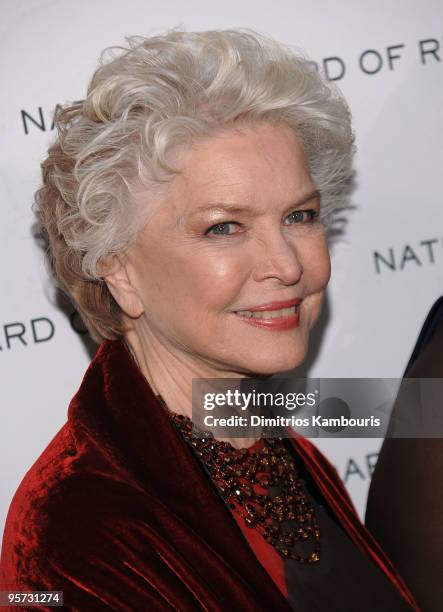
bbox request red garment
[0,339,419,611]
[226,438,288,599]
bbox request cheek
[186,249,248,310]
[146,244,247,315]
[300,235,331,289]
[319,247,332,287]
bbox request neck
[123,323,268,449]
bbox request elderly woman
[0,29,419,611]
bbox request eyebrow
[187,189,321,219]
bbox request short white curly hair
[34,27,355,343]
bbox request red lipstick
[233,298,301,330]
[236,298,302,312]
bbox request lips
[234,297,302,312]
[232,298,302,331]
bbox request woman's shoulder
[0,423,73,588]
[0,418,178,611]
[2,422,77,545]
[0,419,147,590]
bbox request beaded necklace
[159,396,321,564]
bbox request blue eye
[205,222,238,236]
[285,209,318,225]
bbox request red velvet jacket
[0,340,419,611]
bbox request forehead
[184,121,308,182]
[150,121,314,227]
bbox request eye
[284,209,319,225]
[205,222,240,237]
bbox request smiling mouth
[234,304,299,319]
[232,304,301,331]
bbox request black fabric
[366,296,443,611]
[404,296,443,376]
[279,440,412,611]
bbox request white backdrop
[1,0,443,541]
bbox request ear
[101,253,144,319]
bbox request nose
[251,231,304,284]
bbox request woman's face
[118,121,331,376]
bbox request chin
[240,345,308,377]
